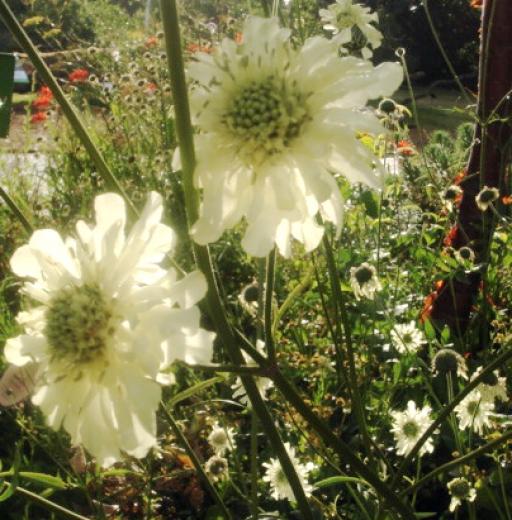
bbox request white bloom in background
[232,339,273,407]
[455,389,494,435]
[187,16,402,257]
[475,185,499,211]
[431,348,468,380]
[455,246,475,264]
[471,367,508,403]
[390,401,435,457]
[208,423,236,455]
[262,442,315,501]
[319,0,383,59]
[205,455,229,482]
[350,262,382,300]
[4,192,214,467]
[391,321,424,354]
[447,477,477,512]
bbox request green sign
[0,53,15,138]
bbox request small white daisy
[262,442,315,502]
[208,423,236,455]
[231,339,273,407]
[443,184,463,211]
[431,349,468,380]
[455,389,494,435]
[471,367,508,403]
[204,455,229,482]
[475,185,499,211]
[319,0,383,59]
[186,16,402,257]
[350,262,382,300]
[447,477,477,512]
[455,246,475,264]
[391,321,424,354]
[4,192,215,467]
[390,401,435,457]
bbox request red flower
[443,226,459,248]
[145,36,158,48]
[397,139,415,156]
[186,43,213,54]
[31,111,47,124]
[32,96,52,110]
[38,86,53,98]
[146,82,158,92]
[453,169,467,185]
[420,280,446,323]
[68,68,89,83]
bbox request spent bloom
[455,246,475,264]
[475,185,499,211]
[390,401,435,457]
[186,16,402,257]
[262,442,315,501]
[471,367,508,403]
[391,321,424,354]
[319,0,383,59]
[4,192,214,466]
[455,389,494,435]
[205,455,229,482]
[431,348,468,380]
[447,477,477,512]
[208,423,236,455]
[350,262,382,300]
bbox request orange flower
[453,169,467,185]
[38,86,52,98]
[146,82,158,92]
[443,226,459,248]
[234,32,243,44]
[31,111,47,124]
[502,195,512,205]
[470,0,482,8]
[68,68,89,83]
[420,280,446,323]
[186,43,213,54]
[145,35,158,48]
[32,95,52,110]
[397,139,415,156]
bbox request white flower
[204,455,229,482]
[390,401,435,457]
[471,367,508,403]
[262,442,315,501]
[455,246,475,264]
[208,423,236,455]
[475,185,499,211]
[455,389,494,435]
[186,16,402,257]
[447,477,477,512]
[350,262,382,300]
[4,192,215,467]
[231,339,273,407]
[319,0,383,59]
[391,321,424,354]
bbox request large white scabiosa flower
[391,321,424,355]
[390,401,435,457]
[471,367,508,403]
[4,192,214,467]
[350,262,382,300]
[447,477,477,512]
[208,423,236,455]
[262,442,315,502]
[187,16,402,258]
[319,0,383,59]
[455,389,494,435]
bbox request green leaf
[423,320,436,341]
[0,53,15,138]
[314,476,368,489]
[360,190,380,219]
[18,472,67,490]
[168,377,224,407]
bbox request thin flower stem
[250,412,259,519]
[498,461,512,520]
[264,249,277,362]
[392,346,512,488]
[0,0,136,217]
[161,404,232,520]
[186,363,265,375]
[0,186,32,234]
[321,233,373,462]
[159,2,315,517]
[13,485,89,520]
[401,428,512,497]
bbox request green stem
[264,249,276,362]
[161,404,232,520]
[0,186,32,234]
[186,363,265,375]
[0,0,136,217]
[401,428,512,497]
[250,412,259,519]
[392,346,512,487]
[14,485,89,520]
[159,2,314,516]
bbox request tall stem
[264,249,277,362]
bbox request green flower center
[402,420,419,438]
[355,266,373,285]
[208,457,228,476]
[335,9,357,28]
[275,467,288,485]
[466,400,480,417]
[224,77,309,162]
[45,284,118,366]
[449,478,470,498]
[402,333,413,344]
